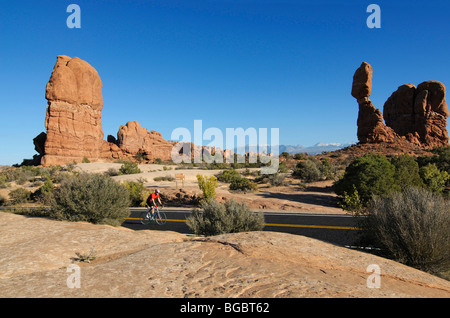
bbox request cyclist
[146,189,163,219]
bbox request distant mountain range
[234,142,356,155]
[279,142,356,155]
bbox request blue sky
[1,0,449,165]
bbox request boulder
[117,121,173,162]
[383,80,449,147]
[352,62,397,144]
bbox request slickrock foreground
[0,212,449,298]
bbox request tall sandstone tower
[41,55,104,166]
[35,55,174,166]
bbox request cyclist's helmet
[155,189,160,193]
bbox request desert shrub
[153,175,175,181]
[256,173,287,186]
[187,199,265,236]
[277,161,289,173]
[339,184,364,213]
[333,153,399,204]
[391,154,424,190]
[419,163,449,193]
[104,168,120,176]
[294,153,307,160]
[0,174,10,188]
[216,169,241,183]
[51,173,130,226]
[0,195,5,206]
[229,177,258,193]
[196,175,218,203]
[119,161,141,175]
[268,173,287,186]
[134,152,148,163]
[9,188,32,205]
[82,157,90,163]
[362,187,450,274]
[123,180,148,207]
[32,178,54,204]
[292,159,322,182]
[153,158,162,164]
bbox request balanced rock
[41,56,104,166]
[351,62,397,143]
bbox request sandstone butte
[352,62,449,148]
[34,55,176,166]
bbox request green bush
[293,159,322,182]
[32,178,54,204]
[391,154,424,189]
[0,195,6,206]
[119,161,141,175]
[123,180,148,207]
[187,199,265,236]
[216,169,241,183]
[9,188,32,205]
[51,173,130,226]
[339,184,364,214]
[362,187,450,274]
[229,177,258,193]
[334,153,399,204]
[197,175,218,203]
[419,163,449,193]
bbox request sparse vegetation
[123,180,149,207]
[9,188,32,205]
[216,169,241,183]
[229,176,258,193]
[293,158,335,182]
[360,187,450,276]
[334,152,450,208]
[119,161,141,175]
[73,247,97,263]
[196,175,218,203]
[104,168,120,176]
[51,173,130,226]
[187,199,264,236]
[153,175,175,182]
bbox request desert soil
[74,162,345,214]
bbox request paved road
[122,208,361,247]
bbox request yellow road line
[264,223,360,230]
[124,218,361,230]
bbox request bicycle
[139,206,167,225]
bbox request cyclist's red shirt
[151,193,159,201]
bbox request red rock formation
[384,81,449,147]
[351,62,397,144]
[41,55,104,166]
[115,121,173,161]
[37,56,176,166]
[352,62,449,148]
